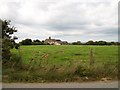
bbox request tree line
[19,39,48,45]
[71,40,120,45]
[20,39,120,45]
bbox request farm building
[44,37,68,45]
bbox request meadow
[3,45,118,82]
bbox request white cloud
[0,0,118,42]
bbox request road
[2,81,118,88]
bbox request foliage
[69,40,119,45]
[86,40,94,45]
[20,39,32,45]
[85,41,120,45]
[20,39,47,45]
[72,41,82,45]
[1,19,19,60]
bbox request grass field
[3,45,118,82]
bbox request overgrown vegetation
[3,45,118,83]
[1,19,20,82]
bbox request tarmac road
[2,81,118,88]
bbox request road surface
[2,81,118,88]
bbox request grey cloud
[0,0,118,42]
[1,2,21,20]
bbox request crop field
[3,45,118,82]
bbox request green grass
[3,45,118,82]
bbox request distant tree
[94,41,99,45]
[97,41,107,45]
[86,40,94,45]
[20,39,50,45]
[33,39,41,45]
[106,42,112,45]
[1,19,19,60]
[33,39,40,43]
[20,39,32,45]
[72,41,82,45]
[116,42,120,45]
[110,42,119,45]
[76,41,82,45]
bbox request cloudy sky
[0,0,118,42]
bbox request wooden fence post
[90,48,93,65]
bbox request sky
[0,0,118,42]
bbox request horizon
[17,36,119,43]
[0,0,118,42]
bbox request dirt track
[2,81,118,88]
